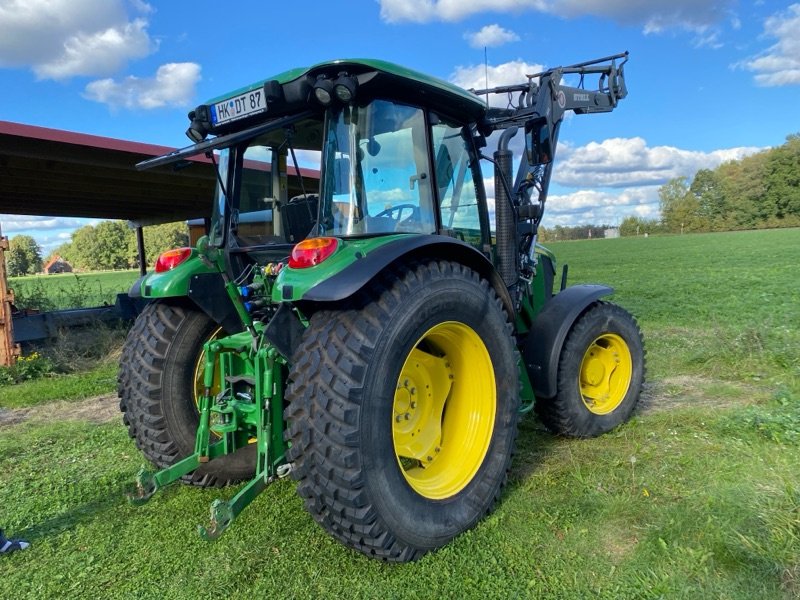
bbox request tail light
[155,247,192,273]
[288,237,338,269]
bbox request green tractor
[120,52,643,562]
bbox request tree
[69,221,134,270]
[690,169,725,231]
[127,221,189,268]
[619,216,661,237]
[6,235,42,276]
[658,177,710,233]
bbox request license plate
[210,89,266,126]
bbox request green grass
[9,270,140,311]
[0,362,117,409]
[1,229,799,598]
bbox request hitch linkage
[126,330,288,540]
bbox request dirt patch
[637,375,763,415]
[0,394,119,429]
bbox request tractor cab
[139,59,495,282]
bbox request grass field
[9,270,140,311]
[1,229,798,598]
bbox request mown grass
[0,363,117,409]
[9,270,140,311]
[1,228,799,598]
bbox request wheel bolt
[410,401,416,409]
[404,413,410,420]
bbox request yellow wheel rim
[579,333,632,415]
[392,322,495,500]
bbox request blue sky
[1,0,798,254]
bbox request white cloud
[0,0,156,80]
[738,3,800,86]
[554,137,765,188]
[0,215,95,232]
[379,0,547,24]
[477,135,767,227]
[464,24,520,48]
[450,60,544,107]
[84,62,202,110]
[0,215,100,252]
[378,0,733,32]
[546,187,661,226]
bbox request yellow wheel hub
[392,322,495,500]
[579,333,632,415]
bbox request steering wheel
[374,203,418,222]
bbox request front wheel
[535,301,645,438]
[284,261,519,561]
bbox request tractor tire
[535,301,645,438]
[118,300,255,487]
[284,260,519,562]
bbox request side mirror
[525,118,553,165]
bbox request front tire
[535,301,645,438]
[118,301,255,487]
[284,261,519,561]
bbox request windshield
[319,100,436,237]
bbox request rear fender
[130,255,240,333]
[284,235,515,318]
[521,284,613,399]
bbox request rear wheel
[536,301,645,437]
[284,261,519,561]
[118,301,255,487]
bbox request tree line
[623,133,800,236]
[4,221,189,277]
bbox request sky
[1,0,798,254]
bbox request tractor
[120,52,643,562]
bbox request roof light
[186,123,207,143]
[314,77,334,106]
[155,247,192,273]
[333,74,358,103]
[288,237,339,269]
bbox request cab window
[430,120,483,247]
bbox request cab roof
[205,58,488,124]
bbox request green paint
[203,59,485,115]
[136,252,219,299]
[273,234,413,302]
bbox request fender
[129,254,240,333]
[522,284,613,399]
[299,235,515,318]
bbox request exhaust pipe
[494,127,518,287]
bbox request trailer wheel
[118,300,255,487]
[536,301,644,438]
[285,261,519,562]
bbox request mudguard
[522,284,613,399]
[129,255,239,333]
[299,235,515,318]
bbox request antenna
[484,47,489,107]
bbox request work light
[333,74,358,103]
[313,77,334,106]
